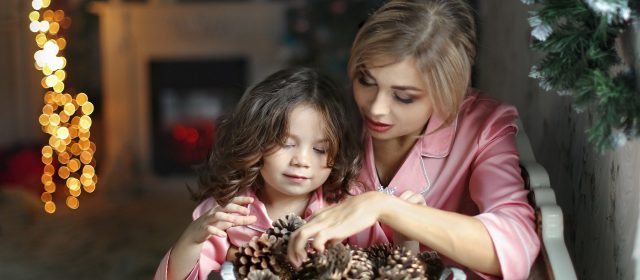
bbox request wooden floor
[0,186,197,280]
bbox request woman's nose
[370,91,390,116]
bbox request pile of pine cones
[233,214,444,280]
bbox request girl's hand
[168,196,258,280]
[287,192,386,266]
[394,190,426,253]
[181,196,257,244]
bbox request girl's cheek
[319,156,331,167]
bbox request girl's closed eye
[313,147,327,154]
[313,141,329,155]
[283,139,296,148]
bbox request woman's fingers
[288,220,329,266]
[288,229,311,266]
[287,193,385,267]
[311,232,346,253]
[289,224,345,266]
[287,209,351,266]
[307,215,348,252]
[326,238,344,248]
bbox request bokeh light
[31,0,97,213]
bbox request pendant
[377,185,397,195]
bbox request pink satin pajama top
[358,90,540,279]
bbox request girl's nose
[290,149,310,167]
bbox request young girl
[288,1,540,279]
[154,67,375,280]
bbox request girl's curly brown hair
[191,67,362,206]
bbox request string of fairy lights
[29,0,97,214]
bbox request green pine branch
[526,0,638,151]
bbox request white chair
[516,119,577,280]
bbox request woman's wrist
[378,194,423,228]
[363,191,396,224]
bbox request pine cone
[244,269,281,280]
[364,243,397,277]
[296,243,352,280]
[416,251,443,280]
[343,248,374,280]
[267,213,306,240]
[377,247,427,280]
[269,237,296,280]
[377,265,426,280]
[234,234,287,279]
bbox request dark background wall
[475,2,640,279]
[0,0,639,279]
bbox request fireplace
[91,2,285,188]
[150,59,246,175]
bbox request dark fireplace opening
[150,59,246,175]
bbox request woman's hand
[287,191,386,266]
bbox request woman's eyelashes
[358,71,415,104]
[393,93,414,104]
[357,74,375,87]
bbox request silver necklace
[376,151,432,196]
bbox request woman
[287,1,540,279]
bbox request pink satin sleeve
[153,249,199,280]
[469,108,540,279]
[154,198,232,280]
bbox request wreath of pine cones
[233,214,444,280]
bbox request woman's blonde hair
[348,0,476,126]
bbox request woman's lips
[365,117,393,132]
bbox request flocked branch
[522,0,639,151]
